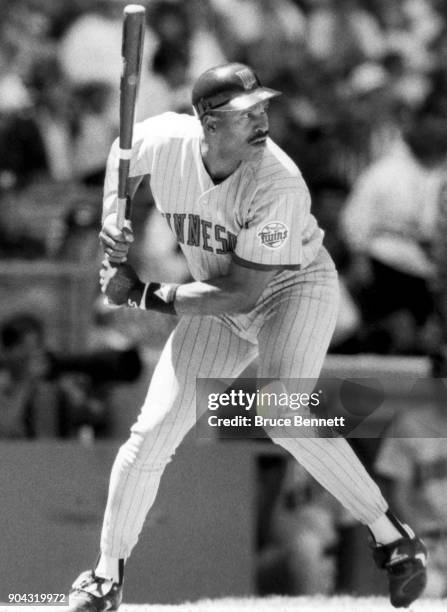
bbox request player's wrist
[127,279,146,308]
[132,282,179,314]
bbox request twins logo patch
[258,221,289,249]
[236,68,257,90]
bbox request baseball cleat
[371,535,427,608]
[68,570,122,612]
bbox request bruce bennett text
[207,415,346,428]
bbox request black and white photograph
[1,1,447,611]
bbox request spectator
[58,0,159,131]
[149,0,226,81]
[0,312,141,439]
[423,29,447,117]
[340,113,447,354]
[58,187,103,261]
[209,0,305,79]
[306,0,385,76]
[310,176,351,269]
[0,35,46,190]
[0,106,47,191]
[151,41,192,114]
[0,314,56,437]
[335,61,409,183]
[58,1,156,97]
[309,177,362,348]
[186,0,228,79]
[71,80,117,185]
[373,0,440,72]
[25,48,77,182]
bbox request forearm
[102,259,275,315]
[174,277,254,316]
[138,276,255,316]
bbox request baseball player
[68,63,427,611]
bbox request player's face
[214,101,270,160]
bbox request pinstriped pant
[100,249,388,558]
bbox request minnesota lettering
[163,213,237,254]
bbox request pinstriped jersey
[103,112,323,282]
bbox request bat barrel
[117,4,146,228]
[120,5,145,149]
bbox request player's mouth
[249,131,269,146]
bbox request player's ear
[202,114,217,135]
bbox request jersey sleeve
[233,186,310,270]
[102,116,165,222]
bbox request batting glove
[100,259,144,307]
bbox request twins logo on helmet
[258,221,289,249]
[235,68,257,90]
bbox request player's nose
[254,109,269,131]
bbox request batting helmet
[192,63,281,119]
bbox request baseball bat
[117,4,145,230]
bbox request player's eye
[243,103,269,120]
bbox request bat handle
[110,194,131,273]
[117,156,131,230]
[117,196,132,230]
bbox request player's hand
[99,213,134,263]
[100,259,143,306]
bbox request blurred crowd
[0,310,143,439]
[2,0,447,437]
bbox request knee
[117,431,174,472]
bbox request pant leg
[257,255,388,525]
[100,315,257,558]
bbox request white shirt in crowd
[341,141,444,279]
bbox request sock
[368,510,414,545]
[95,554,124,584]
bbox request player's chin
[245,139,266,159]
